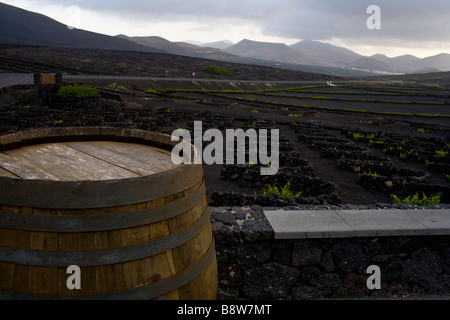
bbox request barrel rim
[0,182,206,232]
[0,127,202,209]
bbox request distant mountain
[422,54,450,72]
[224,38,449,74]
[117,35,237,60]
[371,54,422,73]
[347,57,394,74]
[117,35,199,56]
[371,53,450,73]
[201,40,234,50]
[2,2,448,77]
[0,2,164,53]
[290,41,449,74]
[183,40,203,46]
[0,4,360,77]
[224,39,409,74]
[225,39,316,66]
[290,40,363,68]
[120,36,370,77]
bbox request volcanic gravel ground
[1,76,449,206]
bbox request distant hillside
[201,40,234,50]
[117,35,238,61]
[224,38,449,74]
[371,54,422,73]
[422,54,450,73]
[0,43,343,82]
[371,53,450,73]
[225,39,403,75]
[3,2,447,77]
[290,40,363,68]
[0,2,164,53]
[225,39,316,66]
[347,57,394,74]
[121,36,370,77]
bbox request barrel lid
[0,128,202,209]
[0,140,179,181]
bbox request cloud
[57,0,449,43]
[3,0,449,56]
[258,0,450,43]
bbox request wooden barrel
[34,73,61,85]
[0,127,217,300]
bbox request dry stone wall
[210,205,450,300]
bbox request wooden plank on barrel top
[0,152,59,180]
[4,143,142,181]
[0,166,20,178]
[65,141,177,176]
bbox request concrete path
[0,73,34,87]
[265,209,450,239]
[64,75,335,85]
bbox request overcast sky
[3,0,450,58]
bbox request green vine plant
[263,181,302,198]
[363,170,379,177]
[245,161,254,168]
[436,149,449,158]
[57,84,99,97]
[391,193,441,206]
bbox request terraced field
[2,76,449,206]
[200,84,450,116]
